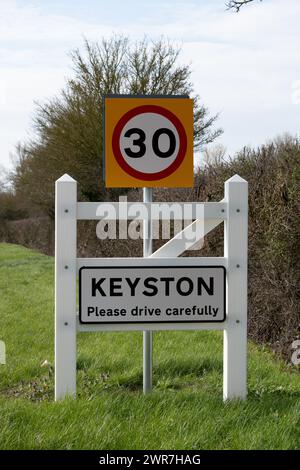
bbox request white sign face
[119,112,180,175]
[79,265,226,324]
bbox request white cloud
[0,0,299,171]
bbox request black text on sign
[79,266,226,324]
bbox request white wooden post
[55,174,77,400]
[223,175,248,400]
[143,187,153,394]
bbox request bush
[0,191,27,221]
[194,136,300,359]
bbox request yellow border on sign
[104,97,194,188]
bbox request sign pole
[143,187,153,394]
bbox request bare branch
[226,0,262,12]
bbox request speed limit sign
[104,95,194,187]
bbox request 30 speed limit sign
[104,95,194,187]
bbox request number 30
[124,127,176,159]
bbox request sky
[0,0,300,173]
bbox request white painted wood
[223,175,248,401]
[143,187,153,394]
[150,218,222,258]
[149,198,225,258]
[77,256,227,272]
[55,174,77,401]
[77,317,226,332]
[54,172,248,401]
[77,201,227,220]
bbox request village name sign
[55,95,248,401]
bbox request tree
[12,37,223,217]
[203,144,227,167]
[226,0,262,12]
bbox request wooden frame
[55,174,248,401]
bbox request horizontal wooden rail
[77,201,227,220]
[76,317,227,332]
[76,256,227,273]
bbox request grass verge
[0,243,299,449]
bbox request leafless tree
[11,37,223,216]
[203,144,227,167]
[226,0,262,12]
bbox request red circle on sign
[112,105,187,181]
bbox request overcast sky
[0,0,300,172]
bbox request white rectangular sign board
[79,265,226,324]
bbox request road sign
[104,95,194,187]
[79,265,226,324]
[55,174,248,401]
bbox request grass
[0,242,299,450]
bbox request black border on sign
[105,94,189,99]
[79,265,226,324]
[102,94,190,184]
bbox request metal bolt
[64,265,68,269]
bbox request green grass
[0,242,299,450]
